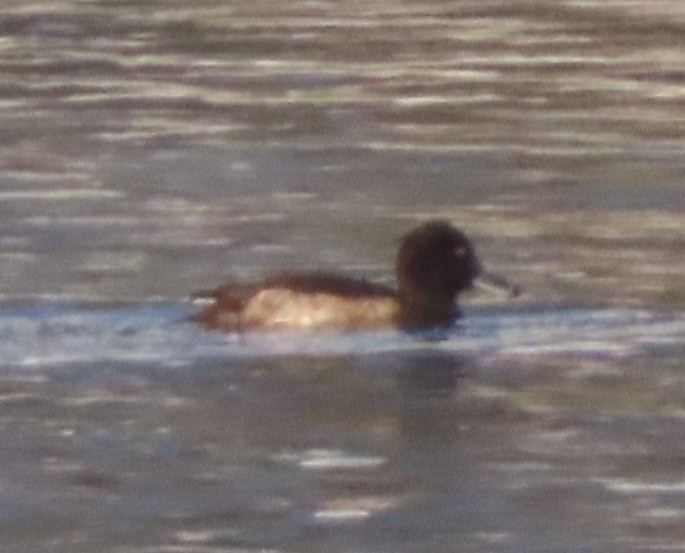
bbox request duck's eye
[453,246,466,257]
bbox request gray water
[3,303,685,552]
[3,1,685,552]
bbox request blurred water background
[2,1,685,551]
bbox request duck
[191,220,516,332]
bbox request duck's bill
[473,271,521,298]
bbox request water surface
[2,302,685,552]
[2,1,685,551]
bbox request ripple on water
[0,301,684,370]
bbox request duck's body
[192,221,490,333]
[193,273,400,332]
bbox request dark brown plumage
[192,220,487,332]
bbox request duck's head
[396,220,481,311]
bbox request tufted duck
[191,220,516,332]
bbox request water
[3,1,685,551]
[2,301,684,365]
[2,302,685,552]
